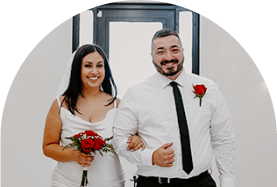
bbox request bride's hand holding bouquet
[75,152,94,168]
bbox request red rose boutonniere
[193,84,207,107]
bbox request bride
[42,44,144,187]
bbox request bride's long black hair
[62,44,117,115]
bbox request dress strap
[56,97,61,107]
[114,98,117,109]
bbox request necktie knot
[170,81,178,87]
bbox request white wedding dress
[51,98,125,187]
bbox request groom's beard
[153,58,184,77]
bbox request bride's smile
[81,51,105,89]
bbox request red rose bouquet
[63,130,116,187]
[193,84,207,107]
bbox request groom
[113,28,235,187]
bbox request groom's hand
[152,142,175,167]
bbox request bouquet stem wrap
[81,167,88,187]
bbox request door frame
[73,2,200,74]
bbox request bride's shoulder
[100,92,120,107]
[48,97,64,114]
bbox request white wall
[199,16,277,186]
[1,18,72,186]
[1,5,277,187]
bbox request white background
[0,12,277,187]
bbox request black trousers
[137,172,216,187]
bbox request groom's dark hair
[151,28,182,52]
[62,44,117,115]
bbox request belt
[139,170,209,185]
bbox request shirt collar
[155,69,187,89]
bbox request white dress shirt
[113,70,235,187]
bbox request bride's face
[81,51,105,90]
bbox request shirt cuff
[220,177,235,187]
[140,148,155,166]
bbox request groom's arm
[113,119,154,166]
[113,90,154,166]
[210,86,235,187]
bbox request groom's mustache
[160,59,178,65]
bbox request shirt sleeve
[113,88,154,166]
[209,86,235,187]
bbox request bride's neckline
[61,107,116,124]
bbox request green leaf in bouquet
[71,141,80,147]
[104,136,113,142]
[63,145,70,150]
[105,143,116,155]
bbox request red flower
[94,138,105,150]
[193,84,207,107]
[81,138,95,153]
[193,84,207,96]
[64,130,115,156]
[73,133,82,138]
[85,130,97,137]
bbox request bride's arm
[42,99,93,167]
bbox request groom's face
[151,35,184,80]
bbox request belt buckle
[158,177,170,184]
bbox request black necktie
[170,81,193,174]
